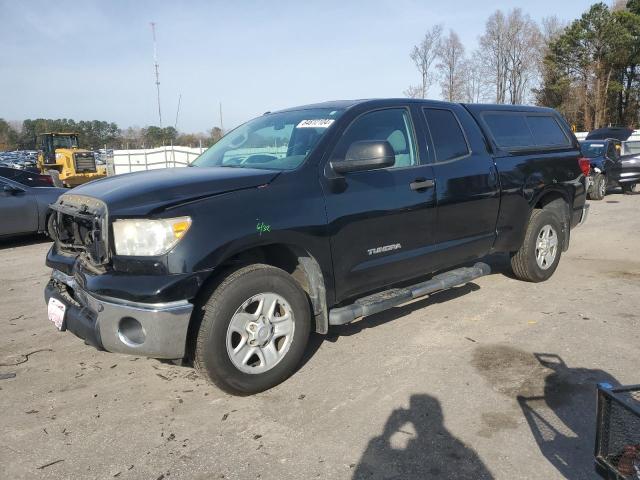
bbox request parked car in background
[580,138,640,199]
[0,166,55,187]
[0,167,66,238]
[0,150,40,172]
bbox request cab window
[332,108,417,168]
[423,108,469,162]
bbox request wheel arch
[530,187,571,251]
[190,242,329,343]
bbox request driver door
[322,106,437,302]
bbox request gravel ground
[1,192,639,480]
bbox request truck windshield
[52,136,79,149]
[580,142,605,158]
[191,108,343,170]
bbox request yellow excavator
[37,132,107,187]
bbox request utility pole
[150,22,162,127]
[219,102,224,133]
[174,93,182,130]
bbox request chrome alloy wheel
[535,224,558,270]
[226,293,295,374]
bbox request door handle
[409,179,434,191]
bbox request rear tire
[511,209,564,282]
[194,264,311,395]
[588,174,606,200]
[622,183,637,194]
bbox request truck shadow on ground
[352,393,494,479]
[473,345,619,480]
[516,353,619,480]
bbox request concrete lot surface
[1,193,639,480]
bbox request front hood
[68,166,279,216]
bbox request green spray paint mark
[256,220,271,235]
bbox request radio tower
[150,22,162,127]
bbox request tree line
[406,0,640,131]
[0,118,224,151]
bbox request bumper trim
[46,270,193,359]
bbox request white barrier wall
[109,145,204,175]
[108,145,291,176]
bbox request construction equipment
[37,133,106,188]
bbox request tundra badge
[367,244,402,256]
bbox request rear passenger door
[420,106,500,269]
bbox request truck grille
[74,152,97,173]
[49,195,109,265]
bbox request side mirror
[330,140,395,174]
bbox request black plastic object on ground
[595,383,640,479]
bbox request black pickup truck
[45,99,588,394]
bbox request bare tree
[480,11,509,103]
[541,16,566,43]
[504,9,543,104]
[462,54,488,103]
[407,25,443,98]
[403,85,424,99]
[480,9,543,105]
[437,30,466,102]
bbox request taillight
[578,157,591,176]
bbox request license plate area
[48,297,67,331]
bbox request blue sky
[0,0,596,132]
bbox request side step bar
[328,262,491,326]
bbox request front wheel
[511,209,564,282]
[193,264,311,395]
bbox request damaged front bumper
[45,270,193,360]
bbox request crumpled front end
[45,193,195,359]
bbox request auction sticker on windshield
[296,119,335,129]
[48,297,66,331]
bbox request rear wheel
[588,174,606,200]
[511,209,564,282]
[194,264,311,395]
[622,183,637,194]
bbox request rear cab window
[422,108,470,162]
[482,112,572,151]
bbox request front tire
[194,264,311,395]
[511,209,564,282]
[588,174,606,200]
